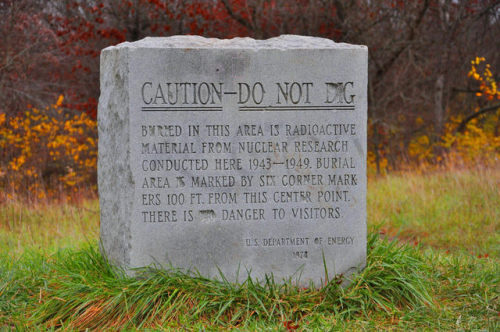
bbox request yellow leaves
[441,115,500,168]
[9,155,26,171]
[61,169,78,187]
[25,167,38,178]
[86,137,95,147]
[469,56,500,100]
[404,118,499,171]
[408,135,432,162]
[0,95,97,198]
[417,135,429,146]
[471,56,486,65]
[447,56,500,167]
[55,95,64,107]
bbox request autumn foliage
[0,96,97,200]
[0,0,498,198]
[377,57,500,173]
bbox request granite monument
[98,35,367,286]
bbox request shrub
[0,96,97,200]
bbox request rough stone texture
[99,35,367,286]
[98,48,134,266]
[110,35,363,49]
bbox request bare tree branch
[457,103,500,132]
[220,0,254,33]
[374,0,430,80]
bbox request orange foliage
[0,96,97,200]
[369,57,499,174]
[405,115,500,171]
[468,57,500,101]
[441,116,500,167]
[437,57,500,168]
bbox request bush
[0,96,97,200]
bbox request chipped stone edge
[98,47,134,267]
[103,34,367,51]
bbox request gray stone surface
[98,35,367,286]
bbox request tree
[0,0,66,115]
[1,0,498,175]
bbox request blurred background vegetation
[0,0,499,200]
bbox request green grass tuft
[0,233,434,330]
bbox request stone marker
[98,35,367,286]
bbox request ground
[0,168,498,330]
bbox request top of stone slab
[103,35,366,51]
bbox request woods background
[0,0,499,198]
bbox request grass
[0,199,99,258]
[0,168,498,330]
[369,167,500,256]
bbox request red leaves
[149,0,164,9]
[64,97,97,119]
[96,28,125,42]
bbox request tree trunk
[434,74,444,138]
